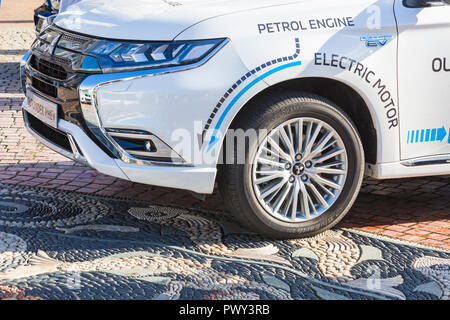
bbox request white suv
[21,0,450,238]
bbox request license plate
[26,91,58,129]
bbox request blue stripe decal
[406,126,449,144]
[207,60,302,151]
[431,128,437,142]
[202,38,301,139]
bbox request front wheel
[218,92,365,239]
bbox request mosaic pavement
[0,184,448,300]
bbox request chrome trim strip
[67,133,84,162]
[79,39,230,167]
[401,155,450,167]
[20,51,32,93]
[108,132,155,140]
[127,150,164,158]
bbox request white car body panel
[54,0,302,40]
[59,0,83,13]
[395,2,450,160]
[178,0,400,164]
[23,0,450,194]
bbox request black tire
[218,92,365,239]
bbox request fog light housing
[105,128,183,163]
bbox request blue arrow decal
[437,126,447,142]
[407,126,449,144]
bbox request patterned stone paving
[0,23,449,300]
[0,184,448,300]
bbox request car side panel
[395,1,450,160]
[177,0,400,165]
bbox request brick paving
[0,26,449,251]
[0,0,42,24]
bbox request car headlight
[50,0,61,10]
[87,39,226,73]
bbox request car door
[395,0,450,161]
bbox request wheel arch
[225,77,379,164]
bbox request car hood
[54,0,300,41]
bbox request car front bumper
[22,100,218,194]
[21,27,252,194]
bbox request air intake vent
[26,111,71,152]
[31,77,57,98]
[30,55,68,80]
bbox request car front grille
[30,55,68,80]
[31,77,57,98]
[25,27,118,159]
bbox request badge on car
[25,91,58,129]
[360,35,393,48]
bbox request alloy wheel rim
[251,117,348,223]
